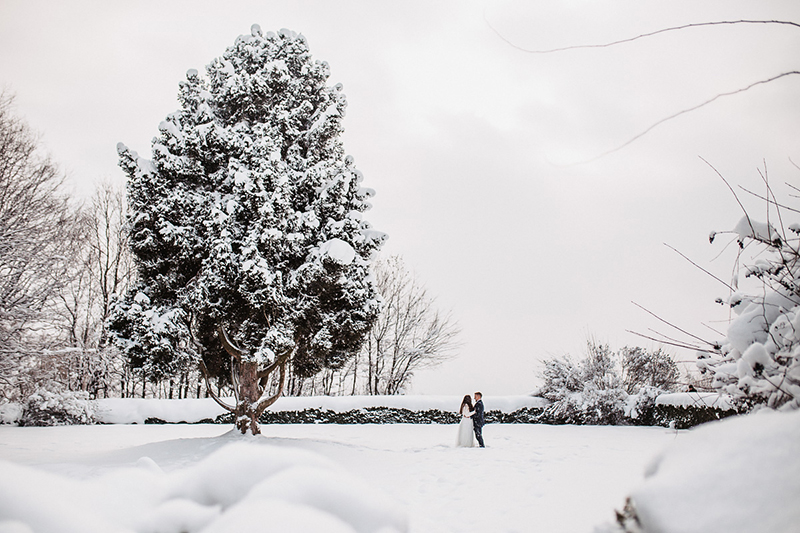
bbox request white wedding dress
[456,405,476,447]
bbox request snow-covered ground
[0,422,673,533]
[620,409,800,533]
[1,408,797,532]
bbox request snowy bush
[540,343,680,425]
[18,388,96,426]
[0,401,22,424]
[623,385,661,423]
[620,347,679,394]
[539,343,627,425]
[699,205,800,410]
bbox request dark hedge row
[18,409,84,427]
[637,404,742,429]
[141,404,738,429]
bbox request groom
[473,391,485,448]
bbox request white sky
[1,0,799,395]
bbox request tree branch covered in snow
[698,165,800,410]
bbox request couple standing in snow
[456,392,485,448]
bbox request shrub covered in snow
[540,343,642,425]
[699,210,800,411]
[18,388,96,426]
[539,343,682,425]
[623,385,662,423]
[620,347,679,394]
[0,401,22,424]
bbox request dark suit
[472,399,485,447]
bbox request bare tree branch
[483,12,800,163]
[626,330,718,354]
[663,243,735,292]
[483,18,800,54]
[632,301,717,347]
[198,359,235,412]
[577,72,800,163]
[216,324,245,361]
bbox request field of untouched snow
[3,411,798,533]
[0,422,677,533]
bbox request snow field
[0,423,676,533]
[1,411,797,533]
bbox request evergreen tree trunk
[236,361,260,435]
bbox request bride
[455,394,476,447]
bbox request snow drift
[0,435,407,533]
[601,409,800,533]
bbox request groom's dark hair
[475,392,482,398]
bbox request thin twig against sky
[483,18,800,54]
[580,72,800,164]
[483,14,800,163]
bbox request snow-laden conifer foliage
[112,25,386,434]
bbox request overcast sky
[2,0,799,395]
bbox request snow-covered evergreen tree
[111,26,386,434]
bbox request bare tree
[619,346,679,394]
[262,255,461,397]
[87,182,135,348]
[361,256,461,395]
[50,181,136,398]
[0,93,85,400]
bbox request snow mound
[619,410,800,533]
[320,238,356,265]
[0,440,407,533]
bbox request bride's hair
[460,395,473,412]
